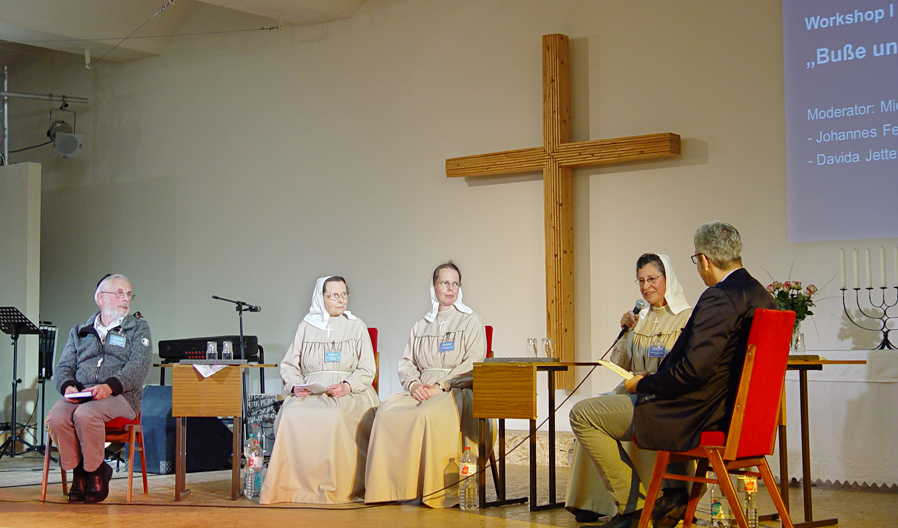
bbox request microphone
[212,295,261,313]
[615,299,647,341]
[244,304,262,313]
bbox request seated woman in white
[364,262,486,508]
[564,253,692,522]
[260,276,378,504]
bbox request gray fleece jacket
[54,312,153,414]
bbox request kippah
[96,273,113,289]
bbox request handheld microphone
[615,299,647,341]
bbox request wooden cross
[446,34,680,389]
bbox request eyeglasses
[691,253,704,264]
[325,292,349,301]
[635,275,663,287]
[101,290,135,301]
[436,281,460,289]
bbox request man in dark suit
[571,221,776,528]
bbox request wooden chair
[368,327,378,393]
[636,308,796,528]
[41,412,148,503]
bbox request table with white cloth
[772,351,894,528]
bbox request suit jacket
[633,268,776,452]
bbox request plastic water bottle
[742,476,759,528]
[244,438,264,500]
[708,471,731,527]
[458,446,479,511]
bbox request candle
[840,248,845,289]
[881,247,887,287]
[866,248,872,289]
[853,249,859,288]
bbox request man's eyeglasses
[691,253,704,264]
[101,290,135,301]
[325,292,350,301]
[635,275,663,287]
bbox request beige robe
[565,304,691,515]
[260,315,378,504]
[364,307,486,508]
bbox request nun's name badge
[324,351,341,362]
[648,345,666,358]
[439,341,455,353]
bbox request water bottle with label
[458,446,479,510]
[709,471,731,527]
[244,438,264,500]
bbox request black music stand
[0,307,43,459]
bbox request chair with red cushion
[368,327,379,393]
[41,412,148,503]
[636,308,796,528]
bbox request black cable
[10,141,52,153]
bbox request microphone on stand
[614,299,647,342]
[244,304,262,313]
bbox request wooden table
[472,360,568,511]
[166,363,274,500]
[774,358,866,528]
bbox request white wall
[5,0,895,428]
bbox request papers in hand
[294,382,328,394]
[597,360,635,380]
[66,390,93,400]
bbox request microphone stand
[210,295,257,361]
[211,295,260,446]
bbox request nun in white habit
[364,262,487,508]
[565,253,692,521]
[260,276,378,504]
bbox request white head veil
[424,280,473,323]
[639,253,691,318]
[303,276,356,330]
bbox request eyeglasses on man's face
[101,290,135,301]
[691,253,704,265]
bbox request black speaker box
[137,385,234,474]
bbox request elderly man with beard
[47,274,152,504]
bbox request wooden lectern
[472,361,568,511]
[170,364,273,500]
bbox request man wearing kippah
[47,274,152,504]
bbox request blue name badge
[439,341,455,353]
[108,334,127,348]
[648,345,666,358]
[324,351,341,362]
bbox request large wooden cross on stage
[446,34,680,389]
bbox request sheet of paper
[193,364,227,378]
[597,360,635,380]
[294,382,328,394]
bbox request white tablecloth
[771,349,898,487]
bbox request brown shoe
[83,462,113,504]
[66,464,87,503]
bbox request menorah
[840,287,897,350]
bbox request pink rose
[807,284,818,295]
[791,281,802,290]
[767,284,776,293]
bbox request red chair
[636,308,796,528]
[368,327,379,393]
[483,325,501,493]
[41,412,148,503]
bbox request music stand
[0,307,43,459]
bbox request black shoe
[651,488,689,528]
[574,509,600,523]
[66,464,87,503]
[583,509,642,528]
[83,462,113,504]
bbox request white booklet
[293,382,328,394]
[66,390,94,400]
[597,360,635,380]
